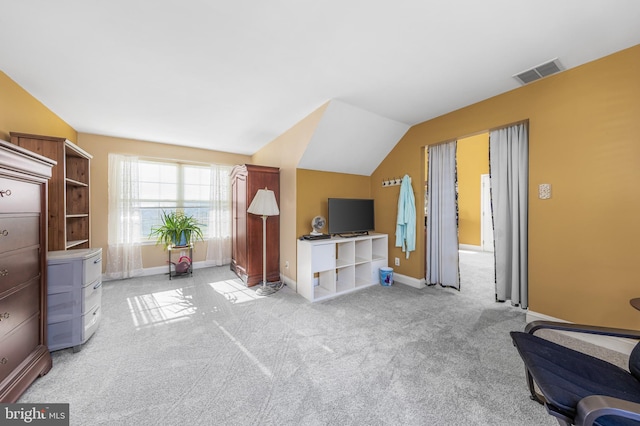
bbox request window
[106,154,233,277]
[120,158,231,242]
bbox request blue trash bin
[379,267,393,286]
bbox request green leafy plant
[149,210,205,249]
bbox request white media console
[297,233,388,302]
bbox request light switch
[539,184,551,200]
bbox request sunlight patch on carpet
[209,279,262,304]
[127,288,196,329]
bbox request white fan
[310,216,326,235]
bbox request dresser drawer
[48,314,82,352]
[0,215,40,255]
[83,303,100,343]
[47,248,102,290]
[83,279,102,312]
[0,177,41,213]
[0,278,40,338]
[83,251,102,285]
[48,279,101,323]
[47,260,77,293]
[0,247,40,295]
[0,313,40,383]
[47,286,82,323]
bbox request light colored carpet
[19,250,567,425]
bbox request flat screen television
[327,198,375,236]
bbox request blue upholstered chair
[510,321,640,426]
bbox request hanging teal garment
[395,174,416,258]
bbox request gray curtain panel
[489,123,528,307]
[426,141,460,289]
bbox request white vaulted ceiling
[299,100,409,176]
[1,1,640,174]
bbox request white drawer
[83,304,100,343]
[48,247,102,289]
[47,261,78,293]
[48,314,82,352]
[48,287,82,322]
[83,279,102,312]
[83,252,102,285]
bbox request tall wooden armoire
[231,164,280,287]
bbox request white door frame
[481,174,494,252]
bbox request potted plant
[149,210,205,249]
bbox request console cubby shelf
[297,233,388,302]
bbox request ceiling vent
[513,58,564,85]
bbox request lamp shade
[247,188,279,216]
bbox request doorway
[456,134,494,299]
[424,133,495,296]
[424,125,529,307]
[481,174,494,252]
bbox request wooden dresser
[0,140,55,402]
[231,164,280,286]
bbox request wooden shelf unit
[297,233,388,302]
[10,133,92,251]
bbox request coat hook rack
[382,176,403,187]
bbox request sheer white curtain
[489,123,528,307]
[205,164,233,266]
[105,154,144,280]
[426,141,460,289]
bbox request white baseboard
[526,310,636,356]
[142,260,215,277]
[393,272,426,289]
[102,260,223,282]
[281,274,296,291]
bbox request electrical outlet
[285,261,289,269]
[539,183,551,200]
[394,257,400,266]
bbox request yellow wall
[252,103,328,287]
[373,143,427,275]
[457,134,489,246]
[0,71,76,143]
[373,44,640,329]
[296,169,372,237]
[77,133,251,271]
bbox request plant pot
[174,232,188,247]
[150,210,203,249]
